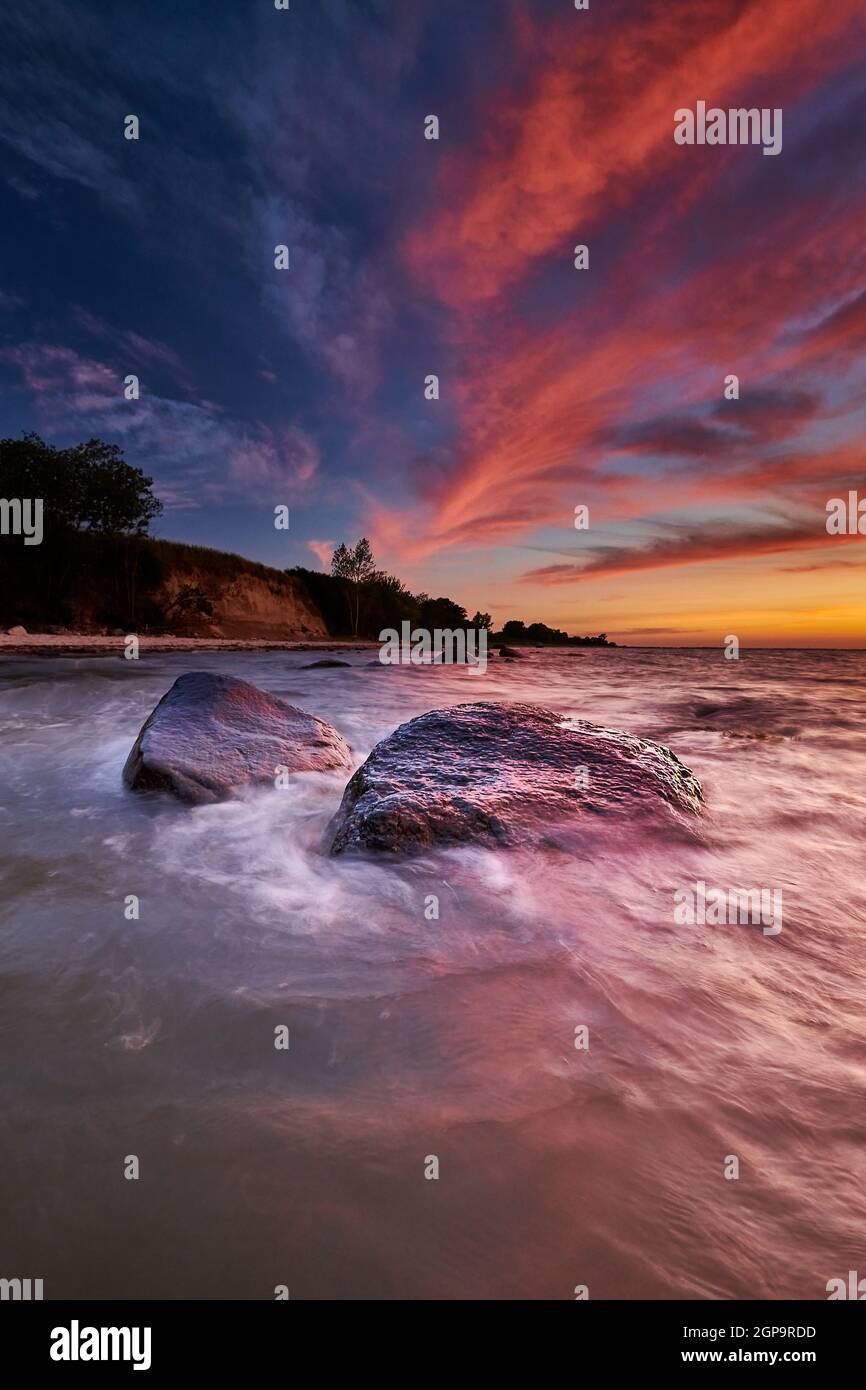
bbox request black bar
[3,1298,861,1376]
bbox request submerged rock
[329,701,702,855]
[498,645,527,659]
[123,671,352,804]
[302,659,351,668]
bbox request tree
[471,611,493,632]
[0,432,163,629]
[0,432,162,535]
[364,571,420,634]
[330,537,376,636]
[418,594,468,630]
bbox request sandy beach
[0,634,376,656]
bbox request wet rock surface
[329,700,702,855]
[124,671,352,804]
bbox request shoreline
[0,635,377,656]
[1,636,862,657]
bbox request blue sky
[2,0,866,642]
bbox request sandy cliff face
[159,567,329,639]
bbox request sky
[1,0,865,645]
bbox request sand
[0,634,374,656]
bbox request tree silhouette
[330,537,376,636]
[0,432,161,535]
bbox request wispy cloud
[367,0,866,582]
[520,523,862,584]
[2,342,318,504]
[72,310,193,388]
[308,538,336,568]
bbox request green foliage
[498,618,614,647]
[330,537,375,586]
[0,433,162,628]
[330,537,377,636]
[417,594,468,630]
[0,432,161,536]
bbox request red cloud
[404,0,866,307]
[521,524,865,584]
[370,0,866,586]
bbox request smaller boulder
[303,659,351,668]
[124,671,352,804]
[6,625,27,636]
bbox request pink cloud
[307,538,336,569]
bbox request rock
[6,625,27,636]
[123,671,352,804]
[329,701,702,855]
[498,645,527,659]
[302,658,351,668]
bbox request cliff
[0,532,330,639]
[156,547,328,639]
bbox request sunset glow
[1,0,864,643]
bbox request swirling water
[0,647,864,1299]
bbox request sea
[0,646,864,1299]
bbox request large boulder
[123,671,352,804]
[329,701,701,855]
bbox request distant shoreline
[0,635,377,656]
[0,635,863,656]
